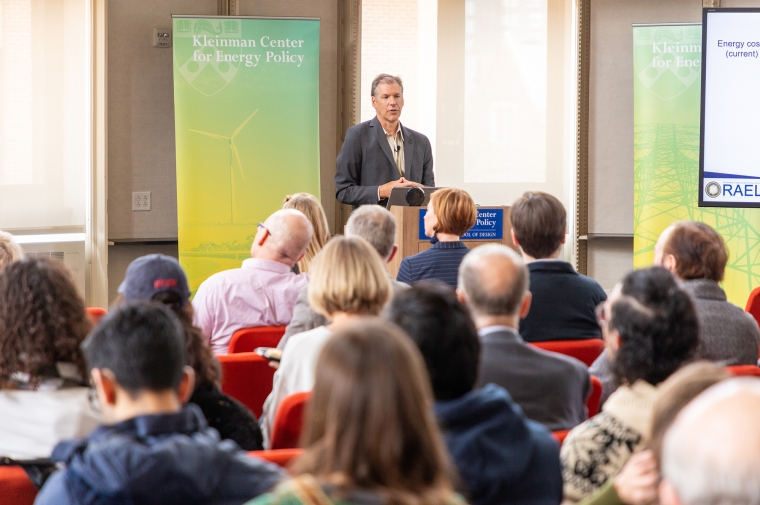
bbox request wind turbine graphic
[189,109,258,224]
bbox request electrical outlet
[153,28,172,48]
[132,192,151,211]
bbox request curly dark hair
[0,257,91,386]
[610,267,698,386]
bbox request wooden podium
[388,205,515,278]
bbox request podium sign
[418,208,504,240]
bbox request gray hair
[371,74,404,98]
[0,230,24,272]
[661,378,760,505]
[265,209,314,264]
[458,244,528,316]
[345,206,396,260]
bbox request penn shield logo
[705,181,722,198]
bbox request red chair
[587,376,603,417]
[0,466,38,505]
[228,326,287,354]
[552,430,570,445]
[249,448,303,469]
[270,392,311,450]
[531,339,606,367]
[217,353,276,418]
[726,365,760,377]
[86,307,108,325]
[745,287,760,326]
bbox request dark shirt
[396,241,470,289]
[520,261,607,343]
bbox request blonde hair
[283,193,330,273]
[308,236,391,317]
[0,230,24,273]
[430,188,477,237]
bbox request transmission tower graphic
[634,124,760,303]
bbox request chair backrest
[228,326,287,354]
[86,307,108,325]
[746,287,760,326]
[249,448,304,469]
[0,466,38,505]
[217,353,276,418]
[552,430,570,445]
[530,339,606,367]
[587,376,603,417]
[726,365,760,377]
[270,392,311,450]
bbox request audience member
[397,188,477,288]
[261,236,391,447]
[35,302,283,505]
[386,284,563,505]
[0,229,23,272]
[0,257,98,460]
[117,254,263,450]
[509,192,606,343]
[247,319,461,505]
[591,221,759,403]
[576,362,729,505]
[282,193,331,274]
[280,205,407,348]
[193,209,313,354]
[457,244,590,431]
[659,379,760,505]
[561,267,698,502]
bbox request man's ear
[456,288,467,305]
[371,95,377,110]
[561,227,567,245]
[177,366,196,404]
[91,368,118,407]
[659,479,683,505]
[510,229,520,248]
[386,244,399,264]
[663,254,678,274]
[519,291,532,319]
[257,229,270,247]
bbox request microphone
[396,145,401,153]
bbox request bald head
[458,244,528,317]
[252,209,313,266]
[660,379,760,505]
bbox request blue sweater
[435,384,563,505]
[396,241,469,289]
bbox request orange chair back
[228,326,287,354]
[217,353,276,418]
[552,430,570,445]
[587,376,603,417]
[726,365,760,377]
[86,307,108,325]
[270,392,311,450]
[0,466,38,505]
[248,448,303,469]
[531,339,605,367]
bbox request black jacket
[190,382,263,450]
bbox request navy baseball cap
[118,254,190,307]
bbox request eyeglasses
[257,222,270,235]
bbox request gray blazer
[476,327,590,431]
[277,279,410,349]
[335,116,434,208]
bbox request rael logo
[634,26,702,100]
[173,19,243,96]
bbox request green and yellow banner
[172,16,320,294]
[633,23,760,305]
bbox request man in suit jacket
[457,244,590,431]
[335,74,434,208]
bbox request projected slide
[700,9,760,208]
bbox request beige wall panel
[107,243,179,304]
[587,238,634,290]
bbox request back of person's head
[283,193,331,273]
[345,205,396,260]
[659,221,727,282]
[509,192,566,259]
[429,188,477,237]
[660,379,760,505]
[649,361,730,465]
[385,283,480,401]
[458,244,529,317]
[308,235,391,318]
[295,318,455,505]
[0,257,90,386]
[119,254,219,388]
[608,267,698,386]
[0,230,24,272]
[84,301,186,397]
[256,209,314,266]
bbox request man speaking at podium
[335,74,435,209]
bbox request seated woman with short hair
[396,188,477,289]
[248,319,462,505]
[0,258,99,460]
